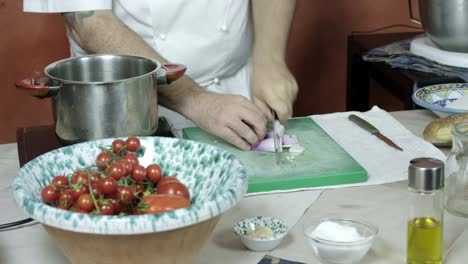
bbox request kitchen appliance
[183,117,368,194]
[15,54,186,144]
[409,0,468,53]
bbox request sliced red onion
[251,133,300,152]
[251,137,275,152]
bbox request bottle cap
[408,157,444,191]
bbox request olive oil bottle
[407,158,444,264]
[407,217,442,264]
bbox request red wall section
[288,0,421,116]
[0,0,69,143]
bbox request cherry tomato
[96,152,112,171]
[74,208,90,214]
[58,189,75,207]
[120,205,135,215]
[107,163,125,181]
[131,164,147,182]
[99,176,117,194]
[91,183,104,199]
[77,194,94,212]
[122,153,139,165]
[125,137,141,152]
[89,172,101,184]
[51,176,69,190]
[116,186,134,204]
[117,159,133,176]
[72,171,89,185]
[135,183,145,192]
[157,182,190,200]
[112,139,126,154]
[41,185,59,203]
[157,176,180,189]
[98,202,115,215]
[107,198,123,214]
[56,204,68,211]
[146,164,162,183]
[72,185,90,200]
[143,194,191,214]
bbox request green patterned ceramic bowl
[234,216,288,251]
[13,136,248,235]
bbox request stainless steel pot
[16,54,186,144]
[409,0,468,52]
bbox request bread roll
[423,113,468,146]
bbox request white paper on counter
[0,188,30,224]
[311,106,447,189]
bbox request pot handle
[156,64,187,85]
[15,77,61,99]
[408,0,421,24]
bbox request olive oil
[407,217,442,264]
[407,158,444,264]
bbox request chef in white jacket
[23,0,298,151]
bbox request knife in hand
[348,114,403,151]
[272,113,284,165]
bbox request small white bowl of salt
[303,218,378,264]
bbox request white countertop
[1,110,467,264]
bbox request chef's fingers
[240,112,267,140]
[253,97,274,122]
[269,99,291,124]
[218,127,251,151]
[226,115,263,146]
[276,102,292,124]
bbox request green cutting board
[182,118,367,194]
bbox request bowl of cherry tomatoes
[13,136,248,264]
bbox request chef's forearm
[64,11,159,59]
[63,10,206,120]
[251,0,296,63]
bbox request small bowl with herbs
[234,216,288,252]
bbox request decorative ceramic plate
[412,83,468,117]
[13,137,248,235]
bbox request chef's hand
[251,60,298,124]
[191,92,268,151]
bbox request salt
[309,221,364,242]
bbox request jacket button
[219,24,228,32]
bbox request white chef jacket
[24,0,253,130]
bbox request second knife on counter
[348,114,403,151]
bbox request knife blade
[272,114,284,165]
[348,114,403,151]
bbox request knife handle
[348,114,379,134]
